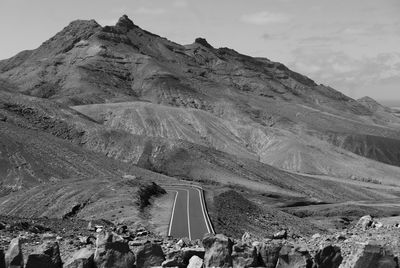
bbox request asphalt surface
[164,186,213,240]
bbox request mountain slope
[1,15,400,184]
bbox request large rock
[5,238,23,268]
[344,243,397,268]
[25,241,62,268]
[94,231,135,268]
[162,247,205,267]
[254,241,281,268]
[276,245,313,268]
[0,250,5,268]
[356,215,373,229]
[64,247,94,268]
[273,230,288,240]
[231,242,258,267]
[187,255,204,268]
[312,245,342,268]
[136,242,165,268]
[202,234,233,268]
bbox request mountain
[4,14,399,177]
[1,15,400,236]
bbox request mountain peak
[194,37,213,49]
[358,96,378,103]
[116,14,136,30]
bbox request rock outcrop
[5,238,23,268]
[64,247,94,268]
[312,245,342,268]
[25,241,62,268]
[254,241,282,268]
[187,255,203,268]
[0,250,5,268]
[94,231,135,268]
[202,234,233,268]
[275,245,313,268]
[231,242,258,267]
[136,242,165,268]
[162,247,205,267]
[344,243,398,268]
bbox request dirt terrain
[0,14,400,249]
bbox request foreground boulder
[136,242,165,268]
[162,247,205,267]
[64,247,94,268]
[25,241,62,268]
[231,242,258,267]
[5,238,23,268]
[187,255,203,268]
[356,215,373,230]
[312,245,342,268]
[254,241,281,268]
[202,234,233,268]
[94,231,135,268]
[275,245,313,268]
[0,250,5,268]
[344,243,397,268]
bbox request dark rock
[64,247,94,268]
[276,245,313,268]
[94,231,135,268]
[129,240,149,247]
[202,234,233,268]
[116,225,128,234]
[346,243,398,268]
[136,242,165,268]
[78,235,96,245]
[231,242,258,267]
[0,250,5,268]
[5,238,23,268]
[25,241,62,268]
[313,245,342,268]
[136,182,166,210]
[163,247,205,267]
[116,15,136,30]
[273,230,288,239]
[195,38,214,49]
[357,215,374,230]
[254,242,281,268]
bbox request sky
[0,0,399,103]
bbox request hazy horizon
[1,0,399,102]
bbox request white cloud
[241,11,290,25]
[289,48,400,98]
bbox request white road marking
[185,189,192,240]
[168,190,178,236]
[196,188,211,233]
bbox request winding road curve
[163,185,214,240]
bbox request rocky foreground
[0,215,398,267]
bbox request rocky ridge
[0,215,398,267]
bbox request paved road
[164,185,214,240]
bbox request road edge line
[168,190,178,236]
[186,189,192,240]
[199,187,215,234]
[196,188,211,234]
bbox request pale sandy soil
[149,191,176,237]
